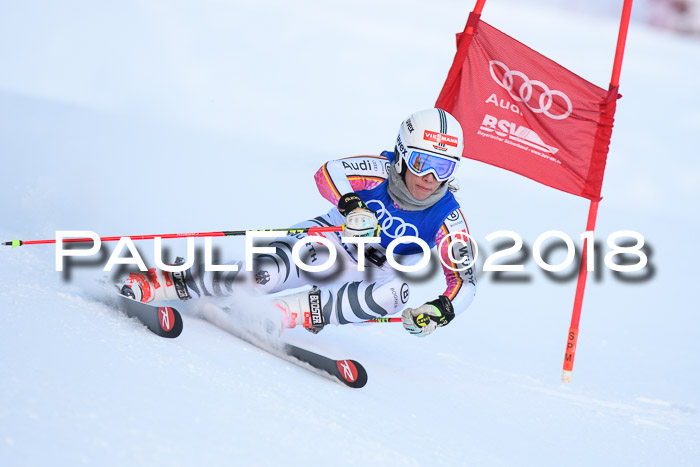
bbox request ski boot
[118,258,191,303]
[273,286,325,334]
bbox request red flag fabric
[436,17,619,200]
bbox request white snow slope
[1,1,699,466]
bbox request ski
[282,344,368,388]
[112,295,367,388]
[115,294,184,338]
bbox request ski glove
[337,192,379,237]
[401,295,455,337]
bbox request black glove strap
[337,192,369,217]
[426,295,455,327]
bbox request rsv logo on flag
[479,114,560,160]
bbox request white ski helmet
[394,108,464,182]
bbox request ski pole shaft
[2,226,343,247]
[363,317,402,323]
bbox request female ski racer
[119,108,477,337]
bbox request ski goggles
[405,150,457,181]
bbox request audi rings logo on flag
[488,60,573,120]
[367,200,419,238]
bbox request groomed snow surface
[1,1,699,465]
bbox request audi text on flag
[436,19,619,200]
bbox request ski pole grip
[2,240,23,247]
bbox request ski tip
[156,306,184,338]
[116,294,184,338]
[336,359,368,389]
[283,344,368,389]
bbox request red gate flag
[436,16,620,200]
